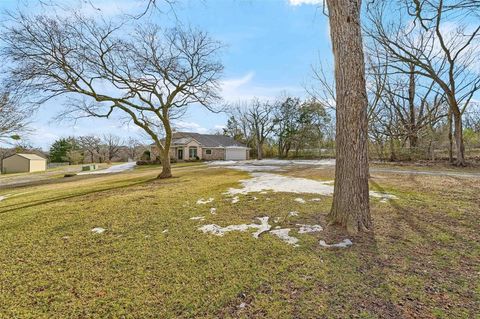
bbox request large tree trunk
[452,110,466,166]
[157,121,173,179]
[256,141,263,160]
[158,148,172,178]
[327,0,371,234]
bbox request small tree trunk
[452,111,466,166]
[448,109,454,163]
[327,0,371,234]
[389,136,396,162]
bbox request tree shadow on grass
[0,176,158,215]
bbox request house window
[189,147,198,159]
[206,149,212,155]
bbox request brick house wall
[202,148,225,161]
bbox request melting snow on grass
[231,196,240,204]
[294,198,306,204]
[91,227,106,234]
[319,239,353,248]
[226,172,397,200]
[198,217,271,238]
[270,229,299,246]
[227,173,334,196]
[190,216,205,221]
[0,195,7,202]
[210,208,217,214]
[78,162,136,175]
[288,211,299,217]
[196,198,214,205]
[297,224,323,233]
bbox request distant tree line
[223,96,333,160]
[48,135,148,164]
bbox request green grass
[0,164,479,318]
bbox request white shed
[1,153,47,174]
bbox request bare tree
[230,99,276,160]
[102,134,123,162]
[0,91,29,144]
[367,0,480,166]
[1,13,223,178]
[326,0,371,233]
[125,137,146,161]
[78,136,102,163]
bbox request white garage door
[225,148,247,160]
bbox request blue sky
[0,0,331,149]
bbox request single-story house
[1,153,47,174]
[151,132,249,161]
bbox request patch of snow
[297,224,323,233]
[310,198,321,202]
[270,228,299,246]
[225,165,282,172]
[78,162,136,175]
[208,160,238,166]
[319,239,353,248]
[274,217,282,223]
[252,196,258,201]
[190,216,205,221]
[238,302,247,309]
[291,159,335,166]
[288,211,299,217]
[226,172,398,200]
[227,173,334,196]
[0,195,7,202]
[210,208,217,214]
[231,196,240,204]
[209,159,335,171]
[198,217,271,238]
[91,227,106,234]
[162,229,168,233]
[251,217,271,238]
[196,198,214,205]
[294,198,306,204]
[370,192,398,201]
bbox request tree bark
[408,63,418,151]
[327,0,371,234]
[389,135,396,162]
[447,109,454,164]
[157,120,173,179]
[256,141,263,160]
[452,110,466,166]
[158,148,172,178]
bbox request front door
[178,149,183,160]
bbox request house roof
[7,153,46,161]
[154,132,248,148]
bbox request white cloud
[220,72,305,101]
[172,121,209,134]
[288,0,323,6]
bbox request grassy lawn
[0,163,478,318]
